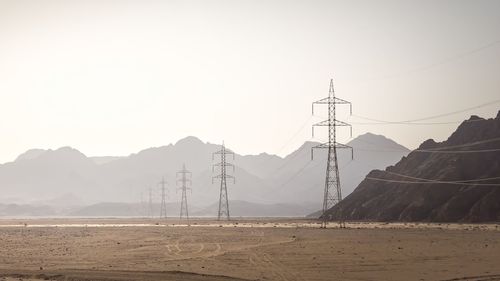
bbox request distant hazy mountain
[90,156,124,165]
[324,112,500,222]
[30,193,85,207]
[68,200,316,218]
[0,147,100,203]
[0,133,409,217]
[0,203,56,216]
[69,202,148,217]
[15,149,47,162]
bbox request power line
[414,137,500,150]
[339,144,500,154]
[351,120,463,125]
[373,38,500,80]
[365,177,500,187]
[351,118,492,126]
[351,136,500,154]
[351,98,500,124]
[354,147,410,153]
[270,100,498,175]
[277,158,354,191]
[411,136,500,153]
[414,148,500,154]
[276,115,314,155]
[381,170,500,184]
[348,135,409,152]
[354,154,500,186]
[270,139,314,175]
[277,161,314,189]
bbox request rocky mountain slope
[324,112,500,222]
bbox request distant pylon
[312,78,353,228]
[177,164,192,222]
[140,191,147,217]
[159,177,168,219]
[212,142,235,221]
[148,186,154,218]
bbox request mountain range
[0,133,409,217]
[324,112,500,222]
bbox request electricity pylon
[148,186,154,218]
[177,164,192,222]
[140,191,147,217]
[159,177,168,219]
[212,142,235,221]
[312,78,353,228]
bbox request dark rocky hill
[323,111,500,222]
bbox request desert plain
[0,218,499,281]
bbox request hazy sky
[0,0,499,163]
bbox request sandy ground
[0,219,499,281]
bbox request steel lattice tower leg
[159,177,168,219]
[180,187,189,220]
[217,145,230,220]
[312,79,353,229]
[323,146,344,228]
[177,164,191,223]
[212,142,235,221]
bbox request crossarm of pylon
[312,97,351,105]
[312,97,330,104]
[212,174,235,178]
[157,181,168,187]
[312,97,353,115]
[312,119,352,138]
[176,170,192,176]
[335,142,354,159]
[212,149,235,155]
[334,142,352,149]
[212,162,235,167]
[312,119,351,127]
[212,150,235,160]
[212,162,235,172]
[212,174,236,184]
[311,142,354,160]
[213,150,235,155]
[176,179,192,186]
[226,174,236,184]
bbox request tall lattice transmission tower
[148,186,154,218]
[177,164,192,222]
[212,142,235,221]
[159,177,168,219]
[312,78,353,228]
